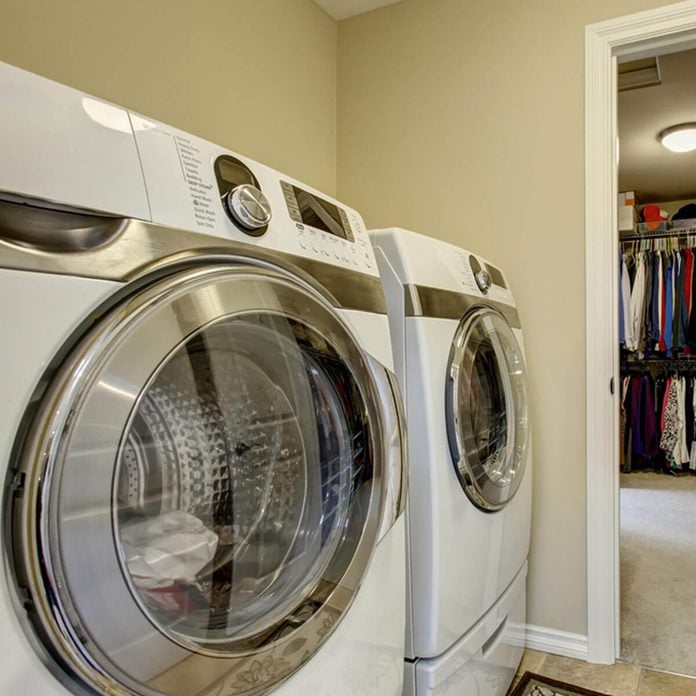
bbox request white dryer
[0,62,407,696]
[370,228,531,696]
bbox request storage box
[619,205,639,231]
[619,191,636,207]
[671,218,696,230]
[636,220,668,233]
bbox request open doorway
[618,48,696,676]
[585,4,696,666]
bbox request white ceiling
[313,0,402,21]
[619,48,696,203]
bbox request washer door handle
[364,353,408,541]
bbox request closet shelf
[621,220,696,241]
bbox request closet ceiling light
[659,123,696,153]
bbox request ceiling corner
[313,0,403,21]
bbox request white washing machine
[370,228,531,696]
[0,62,407,696]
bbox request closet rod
[621,357,696,371]
[620,227,696,242]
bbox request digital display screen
[292,186,352,240]
[485,263,506,288]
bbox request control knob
[475,269,492,293]
[224,184,272,233]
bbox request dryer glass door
[446,306,529,512]
[10,265,400,696]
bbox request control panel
[453,248,510,302]
[130,114,378,276]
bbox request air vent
[618,56,661,92]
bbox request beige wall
[337,0,672,635]
[0,0,337,194]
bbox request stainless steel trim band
[0,199,386,315]
[404,283,521,328]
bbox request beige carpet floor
[620,472,696,676]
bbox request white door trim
[585,0,696,664]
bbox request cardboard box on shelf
[619,205,639,231]
[619,191,636,207]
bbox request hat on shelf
[641,204,668,231]
[672,203,696,221]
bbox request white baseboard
[507,623,589,661]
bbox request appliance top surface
[370,227,516,307]
[0,61,379,280]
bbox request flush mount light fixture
[659,123,696,153]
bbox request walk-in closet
[618,47,696,677]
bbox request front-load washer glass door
[9,264,404,696]
[445,306,529,512]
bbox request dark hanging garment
[650,251,661,347]
[659,252,668,354]
[678,249,689,351]
[686,377,695,446]
[665,256,674,356]
[673,250,681,351]
[627,254,636,286]
[687,252,696,349]
[683,249,692,354]
[631,376,644,456]
[623,376,634,472]
[641,374,659,460]
[619,255,626,347]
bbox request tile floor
[511,650,696,695]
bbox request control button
[297,228,307,249]
[333,238,341,259]
[225,184,272,232]
[310,230,320,254]
[284,192,299,207]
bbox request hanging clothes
[621,244,696,357]
[620,233,696,473]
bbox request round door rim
[9,263,389,696]
[445,305,528,513]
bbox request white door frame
[585,0,696,664]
